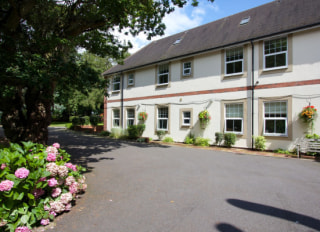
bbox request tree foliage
[0,0,213,144]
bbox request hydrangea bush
[0,142,87,232]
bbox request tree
[0,0,214,144]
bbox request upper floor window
[157,107,169,131]
[112,76,121,92]
[264,37,287,70]
[183,62,192,76]
[113,109,120,127]
[157,64,169,85]
[127,73,134,87]
[126,109,135,127]
[264,101,287,136]
[225,47,243,75]
[225,103,243,133]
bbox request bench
[297,139,320,158]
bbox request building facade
[103,0,320,150]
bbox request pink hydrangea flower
[15,167,30,179]
[58,165,68,177]
[1,163,7,169]
[0,180,14,192]
[46,146,58,155]
[49,200,65,213]
[40,218,50,226]
[65,163,77,171]
[65,203,72,211]
[44,205,50,211]
[51,187,62,198]
[65,176,75,186]
[15,227,31,232]
[69,182,79,194]
[46,163,59,176]
[46,153,56,162]
[38,177,46,182]
[47,178,58,187]
[52,143,60,149]
[33,188,45,199]
[50,210,57,217]
[60,192,73,204]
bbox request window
[225,103,243,133]
[264,37,287,70]
[183,62,192,76]
[225,47,243,75]
[113,109,120,127]
[126,109,135,127]
[157,107,169,130]
[264,101,287,136]
[182,111,191,126]
[157,64,169,85]
[112,76,121,91]
[128,73,134,87]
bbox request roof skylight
[173,38,181,45]
[240,16,250,25]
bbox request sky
[119,0,274,54]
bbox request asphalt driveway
[2,127,320,231]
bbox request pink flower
[49,200,65,213]
[60,192,73,204]
[46,153,56,162]
[44,205,50,211]
[38,177,46,182]
[65,203,72,211]
[58,165,68,177]
[33,188,45,199]
[47,178,58,187]
[46,146,58,155]
[15,227,31,232]
[52,143,60,149]
[0,180,14,192]
[65,163,77,171]
[69,182,79,194]
[65,176,75,186]
[1,163,7,169]
[51,187,62,198]
[46,163,59,176]
[50,210,57,217]
[15,167,29,179]
[40,219,50,226]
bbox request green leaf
[27,193,35,199]
[21,214,29,224]
[17,192,25,201]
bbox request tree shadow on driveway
[48,127,169,173]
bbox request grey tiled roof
[103,0,320,76]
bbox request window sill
[112,90,121,94]
[156,83,169,88]
[224,72,244,77]
[263,65,288,72]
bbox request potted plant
[138,112,148,121]
[198,110,211,128]
[299,104,317,133]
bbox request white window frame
[112,109,120,127]
[157,63,169,86]
[126,108,135,128]
[263,101,288,136]
[182,62,192,76]
[182,111,191,126]
[224,103,243,134]
[128,73,134,87]
[157,107,169,131]
[263,37,288,71]
[112,76,121,92]
[225,46,244,76]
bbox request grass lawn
[49,122,69,127]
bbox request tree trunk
[1,87,52,145]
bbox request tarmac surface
[1,127,320,231]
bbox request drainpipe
[251,40,255,150]
[121,73,124,129]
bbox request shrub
[71,116,80,126]
[215,132,224,146]
[184,135,194,145]
[127,124,145,139]
[305,133,320,139]
[110,128,125,139]
[0,142,86,231]
[89,115,100,127]
[136,124,146,137]
[224,133,236,148]
[194,137,210,147]
[253,136,266,151]
[274,148,291,155]
[99,131,111,137]
[81,116,90,125]
[65,123,73,130]
[156,130,166,140]
[163,137,174,143]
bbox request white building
[103,0,320,150]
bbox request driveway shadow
[227,199,320,231]
[48,127,169,173]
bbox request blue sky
[123,0,274,53]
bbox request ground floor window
[225,103,243,133]
[157,107,169,130]
[113,109,120,127]
[264,101,287,136]
[126,109,135,127]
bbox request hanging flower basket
[138,112,148,121]
[198,110,211,129]
[299,105,317,123]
